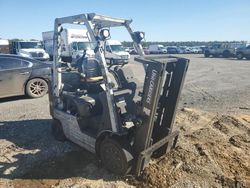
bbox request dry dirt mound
[130,109,250,188]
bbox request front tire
[236,53,244,60]
[26,78,48,98]
[99,137,133,175]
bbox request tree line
[121,41,247,47]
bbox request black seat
[80,58,103,81]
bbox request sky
[0,0,249,42]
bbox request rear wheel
[51,119,66,141]
[236,53,244,60]
[99,137,133,175]
[26,78,48,98]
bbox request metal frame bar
[135,130,179,176]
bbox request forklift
[49,13,189,176]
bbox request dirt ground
[0,54,249,187]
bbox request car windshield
[20,42,43,49]
[110,45,124,52]
[159,46,165,50]
[77,42,95,50]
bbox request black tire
[51,119,66,141]
[99,137,133,175]
[26,78,48,98]
[222,50,230,58]
[236,53,244,60]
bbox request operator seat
[78,57,104,92]
[80,58,103,81]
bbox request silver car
[0,54,51,98]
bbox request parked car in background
[167,46,179,54]
[0,54,51,98]
[148,44,167,54]
[0,39,10,54]
[178,46,189,54]
[177,47,186,54]
[124,47,130,53]
[128,47,150,55]
[190,47,203,54]
[200,46,208,54]
[236,44,250,60]
[105,40,130,64]
[129,48,138,55]
[143,47,150,55]
[11,41,49,61]
[204,43,245,58]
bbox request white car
[105,40,130,64]
[148,44,167,54]
[190,47,202,54]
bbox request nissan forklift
[49,13,189,176]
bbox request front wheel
[26,78,48,98]
[236,53,244,60]
[99,137,133,175]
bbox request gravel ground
[0,54,249,187]
[179,54,250,114]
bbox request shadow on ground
[0,95,29,103]
[0,119,118,182]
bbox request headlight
[139,32,144,39]
[100,29,110,40]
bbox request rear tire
[51,119,66,141]
[236,53,244,60]
[26,78,48,98]
[99,137,133,175]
